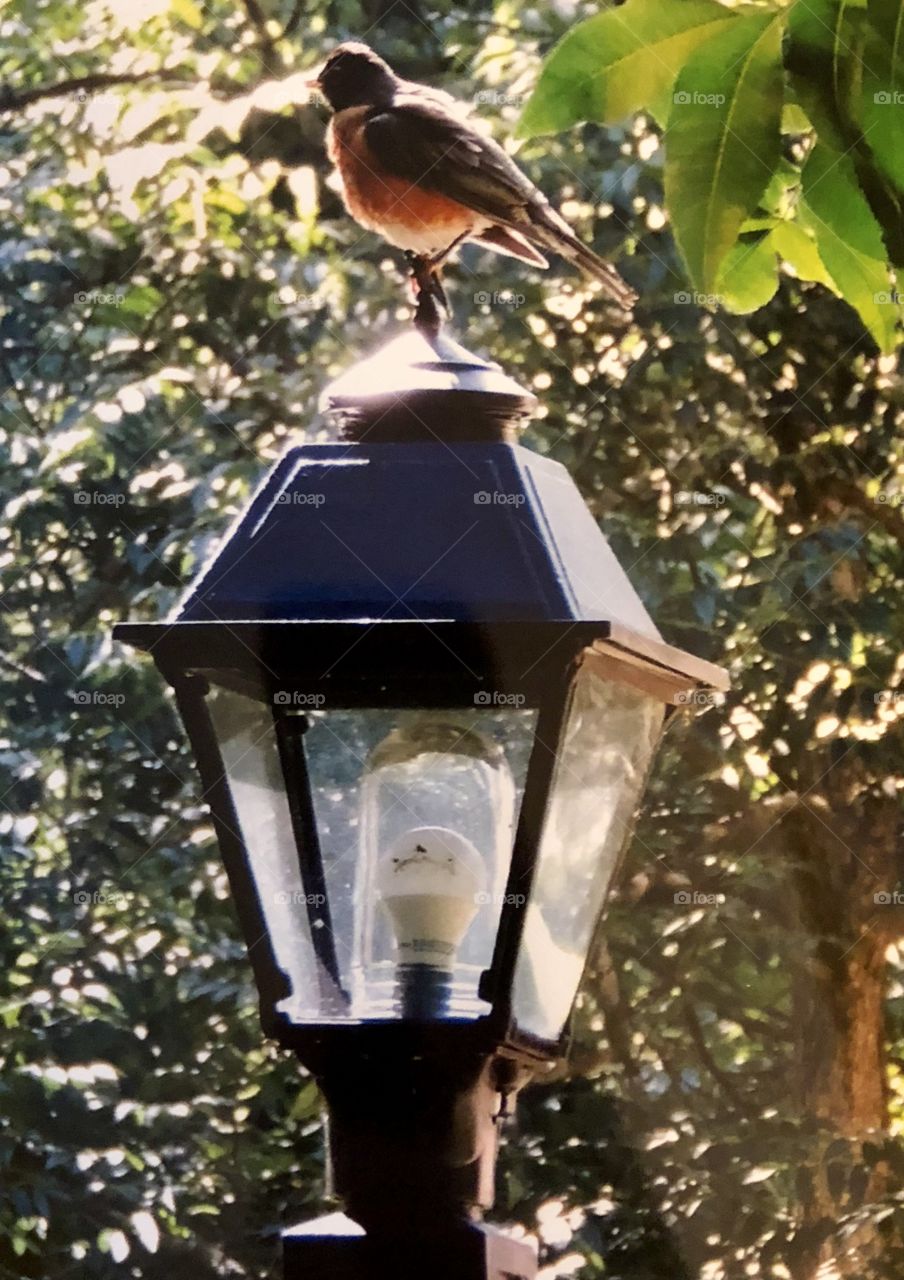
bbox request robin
[306,42,637,313]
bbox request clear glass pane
[206,688,326,1014]
[208,688,535,1024]
[511,666,664,1043]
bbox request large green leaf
[799,143,899,349]
[665,13,786,293]
[517,0,739,136]
[787,0,904,262]
[786,0,863,151]
[723,216,845,309]
[861,0,904,190]
[771,219,840,292]
[717,232,780,313]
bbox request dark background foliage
[1,1,903,1277]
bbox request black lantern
[116,328,727,1280]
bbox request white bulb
[376,826,487,970]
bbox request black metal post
[282,1029,537,1280]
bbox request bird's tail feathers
[564,235,638,310]
[471,225,549,267]
[527,213,637,310]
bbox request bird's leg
[405,251,424,299]
[407,233,468,311]
[406,251,445,334]
[421,231,470,311]
[406,252,444,305]
[427,231,469,272]
[426,263,449,311]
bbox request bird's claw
[407,253,447,335]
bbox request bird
[306,42,637,315]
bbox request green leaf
[861,0,904,190]
[290,1078,322,1122]
[666,13,786,293]
[120,285,165,319]
[799,143,899,349]
[170,0,203,28]
[786,0,863,150]
[782,100,813,134]
[717,233,780,313]
[771,219,840,291]
[786,0,904,263]
[760,160,803,220]
[517,0,739,136]
[721,215,850,311]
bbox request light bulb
[375,825,487,971]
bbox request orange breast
[327,108,477,252]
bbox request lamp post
[115,324,728,1280]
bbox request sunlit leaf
[717,232,780,314]
[799,143,899,350]
[517,0,739,135]
[665,13,785,292]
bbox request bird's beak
[303,65,324,94]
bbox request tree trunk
[784,786,899,1280]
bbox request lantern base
[282,1213,537,1280]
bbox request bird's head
[307,42,397,111]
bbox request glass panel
[511,666,664,1043]
[207,688,535,1024]
[206,688,326,1015]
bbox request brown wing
[363,95,546,226]
[363,96,636,308]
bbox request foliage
[520,0,904,351]
[0,1,903,1278]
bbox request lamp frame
[113,330,730,1277]
[117,614,723,1066]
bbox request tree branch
[240,0,280,71]
[821,478,904,542]
[0,70,189,113]
[281,0,304,39]
[682,996,752,1113]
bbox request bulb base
[395,962,454,1020]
